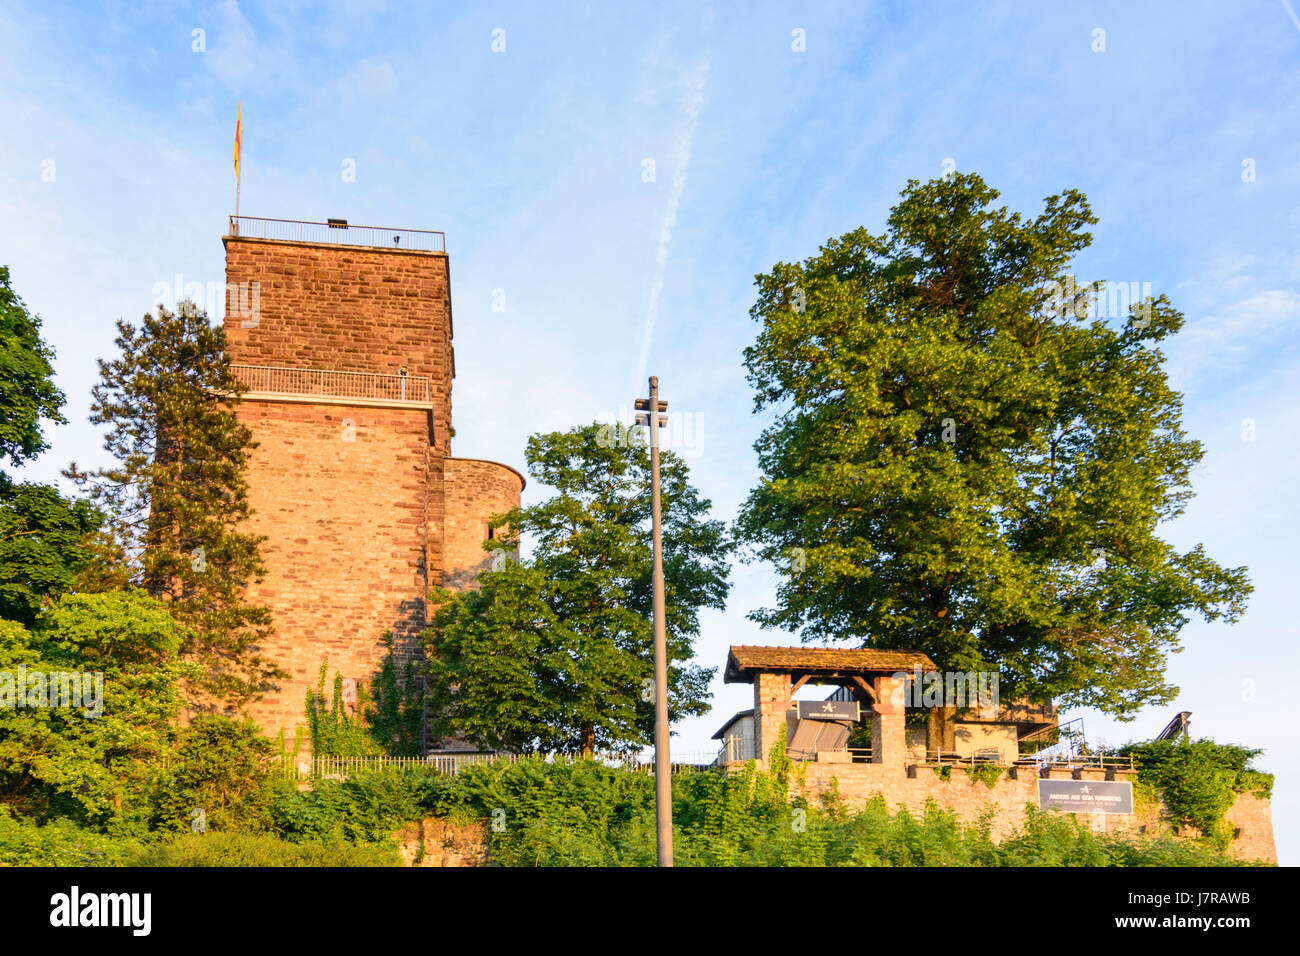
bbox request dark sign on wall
[1038,780,1134,814]
[796,700,860,722]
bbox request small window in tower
[487,524,495,541]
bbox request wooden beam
[850,676,877,703]
[790,675,810,695]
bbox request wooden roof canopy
[723,645,937,684]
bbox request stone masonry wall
[440,457,526,590]
[233,400,435,736]
[223,237,454,457]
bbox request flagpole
[234,101,241,234]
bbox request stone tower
[221,216,523,744]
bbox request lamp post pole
[636,376,672,866]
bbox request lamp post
[635,376,672,866]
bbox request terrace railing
[228,215,445,252]
[913,749,1136,771]
[231,364,433,407]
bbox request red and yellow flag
[234,101,242,181]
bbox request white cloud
[1165,289,1300,389]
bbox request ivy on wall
[1117,739,1273,849]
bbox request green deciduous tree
[736,173,1250,716]
[0,591,195,829]
[0,265,101,625]
[425,423,731,755]
[0,266,64,468]
[0,480,101,627]
[66,301,282,711]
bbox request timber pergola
[723,645,939,766]
[724,645,935,706]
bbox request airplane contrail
[632,58,709,404]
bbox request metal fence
[228,215,445,252]
[716,738,873,765]
[231,364,432,405]
[275,750,723,781]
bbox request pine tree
[66,300,283,711]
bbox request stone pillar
[753,672,791,766]
[870,675,907,770]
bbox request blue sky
[2,1,1297,863]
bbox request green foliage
[419,756,657,866]
[0,591,194,828]
[1118,738,1270,848]
[305,661,381,757]
[1236,770,1273,798]
[0,265,65,468]
[267,772,427,845]
[153,715,274,833]
[129,831,399,866]
[417,758,1257,867]
[0,806,141,866]
[65,300,282,709]
[0,266,102,628]
[963,764,1004,788]
[735,173,1251,716]
[0,479,102,628]
[0,754,1266,866]
[365,632,425,755]
[426,422,731,755]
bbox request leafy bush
[268,770,429,845]
[420,756,656,866]
[0,806,141,866]
[0,592,193,830]
[152,715,275,834]
[129,831,399,866]
[414,754,1261,867]
[0,744,1271,867]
